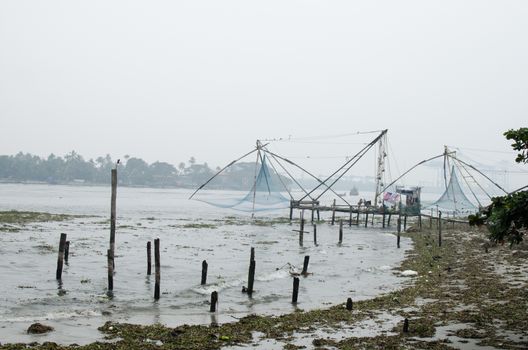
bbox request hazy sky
[1,1,526,179]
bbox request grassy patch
[0,210,86,232]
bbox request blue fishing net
[194,155,291,212]
[429,167,477,214]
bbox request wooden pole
[397,217,401,249]
[364,212,369,227]
[301,255,310,276]
[247,260,256,295]
[419,214,422,230]
[292,277,299,304]
[331,199,336,225]
[201,260,208,285]
[403,215,407,231]
[313,224,317,245]
[64,241,70,265]
[339,220,343,243]
[56,233,67,280]
[349,206,353,227]
[247,248,256,295]
[299,219,304,246]
[430,208,433,228]
[356,211,360,225]
[438,212,442,247]
[403,318,409,333]
[210,291,218,312]
[387,213,392,226]
[346,298,353,311]
[311,203,315,223]
[110,168,117,269]
[289,201,293,221]
[382,212,386,228]
[107,249,114,293]
[147,241,152,275]
[154,238,160,300]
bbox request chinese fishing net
[429,166,477,214]
[192,155,291,212]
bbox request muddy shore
[1,218,527,349]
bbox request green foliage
[504,127,528,164]
[469,128,528,244]
[0,152,291,190]
[470,191,528,244]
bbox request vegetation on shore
[1,221,527,349]
[0,152,292,190]
[0,210,85,232]
[470,127,528,245]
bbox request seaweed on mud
[0,211,88,232]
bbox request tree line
[0,151,291,190]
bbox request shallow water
[0,184,411,344]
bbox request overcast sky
[1,1,526,181]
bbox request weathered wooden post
[289,200,294,221]
[301,256,310,276]
[56,233,67,280]
[247,260,256,295]
[364,212,369,227]
[403,318,409,333]
[64,241,70,264]
[387,213,392,226]
[147,241,152,275]
[201,260,208,285]
[430,208,433,228]
[292,277,299,303]
[346,298,353,311]
[339,220,343,243]
[107,249,114,293]
[247,248,256,295]
[397,217,401,249]
[349,206,353,227]
[403,215,407,231]
[299,219,305,246]
[311,203,315,223]
[419,214,422,230]
[438,211,442,247]
[210,291,218,312]
[110,168,117,269]
[313,224,317,245]
[382,211,386,228]
[331,199,336,225]
[356,211,360,225]
[154,238,160,300]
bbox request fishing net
[192,155,291,212]
[429,167,477,214]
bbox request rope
[188,148,258,199]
